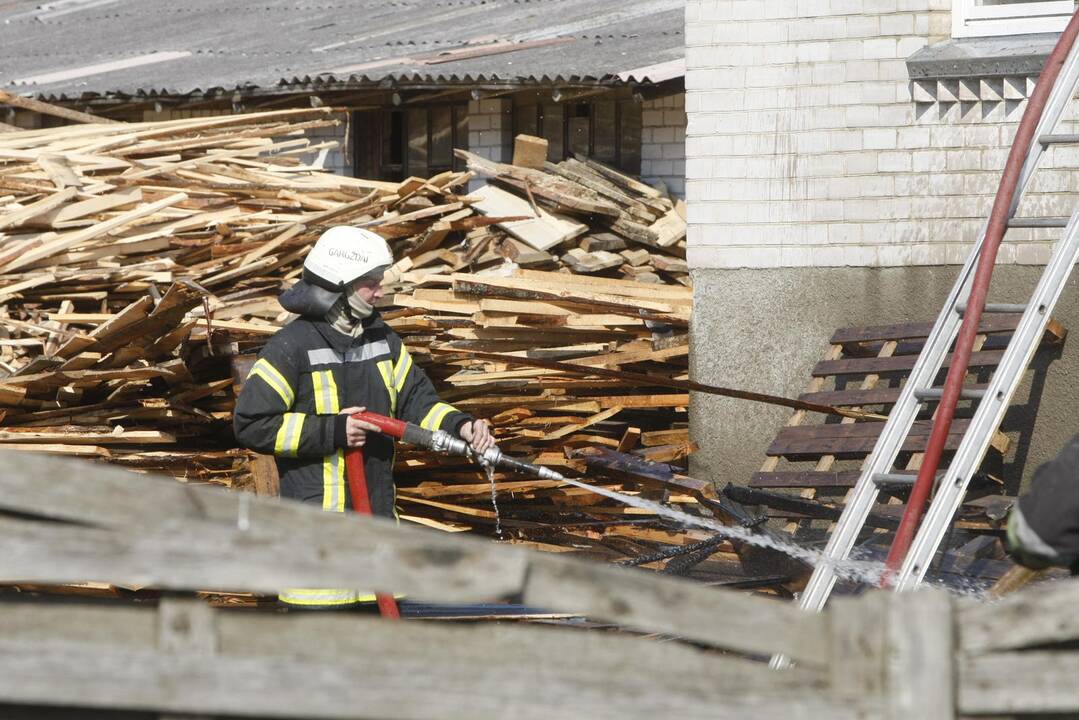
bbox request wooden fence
[0,450,1077,718]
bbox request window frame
[351,103,469,182]
[511,96,640,175]
[952,0,1074,38]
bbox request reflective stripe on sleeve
[420,402,457,431]
[392,345,413,392]
[248,358,294,407]
[273,412,306,457]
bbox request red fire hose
[883,11,1079,583]
[344,443,401,619]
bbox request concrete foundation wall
[641,93,687,198]
[689,264,1079,492]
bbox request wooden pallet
[737,314,1067,587]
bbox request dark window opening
[354,104,468,181]
[513,97,640,175]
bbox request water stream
[557,475,994,599]
[558,475,889,586]
[484,463,504,540]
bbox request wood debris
[0,111,724,579]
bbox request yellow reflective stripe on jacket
[278,590,395,606]
[311,370,345,513]
[322,449,345,512]
[376,359,397,416]
[248,358,294,407]
[279,588,363,606]
[392,345,413,392]
[311,368,339,415]
[274,412,305,457]
[420,401,456,431]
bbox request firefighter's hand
[341,406,379,448]
[460,418,495,454]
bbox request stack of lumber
[0,109,713,574]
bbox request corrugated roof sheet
[0,0,684,100]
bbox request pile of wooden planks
[0,109,712,574]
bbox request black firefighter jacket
[1007,434,1079,574]
[233,305,471,520]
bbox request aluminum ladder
[798,12,1079,613]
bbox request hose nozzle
[479,446,566,481]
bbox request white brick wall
[641,92,687,198]
[686,0,1079,269]
[467,98,512,191]
[305,120,349,176]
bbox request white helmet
[303,226,393,291]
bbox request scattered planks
[0,111,715,583]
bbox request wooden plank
[0,187,78,231]
[800,384,989,408]
[511,268,693,302]
[1,192,188,272]
[831,590,956,720]
[573,153,664,199]
[524,554,831,667]
[0,452,834,664]
[724,485,899,530]
[959,651,1079,715]
[767,419,999,458]
[0,90,120,125]
[830,315,1063,344]
[812,350,1005,377]
[959,578,1079,653]
[0,451,528,601]
[512,134,548,169]
[649,208,687,248]
[750,471,862,489]
[0,599,852,720]
[0,429,174,445]
[469,184,586,251]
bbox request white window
[953,0,1074,38]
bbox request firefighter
[1005,435,1079,575]
[234,226,494,607]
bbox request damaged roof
[0,0,685,100]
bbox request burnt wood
[812,350,1005,378]
[767,419,974,458]
[800,384,989,408]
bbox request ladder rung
[955,302,1027,315]
[914,387,987,401]
[1007,217,1069,228]
[1039,133,1079,145]
[872,473,917,486]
